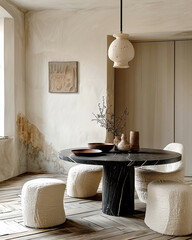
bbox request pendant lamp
[108,0,134,68]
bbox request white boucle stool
[145,180,192,236]
[21,178,66,228]
[67,165,102,198]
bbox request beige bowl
[88,143,114,152]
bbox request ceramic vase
[117,134,130,152]
[130,131,140,152]
[113,135,121,149]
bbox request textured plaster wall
[0,0,26,181]
[25,4,192,173]
[17,114,68,173]
[25,9,109,172]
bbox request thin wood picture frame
[49,61,78,93]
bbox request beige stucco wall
[25,9,110,172]
[0,0,26,182]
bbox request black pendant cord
[120,0,123,33]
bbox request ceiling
[8,0,121,12]
[7,0,185,13]
[6,0,192,40]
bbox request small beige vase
[117,134,130,152]
[113,135,121,149]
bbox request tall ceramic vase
[130,131,140,152]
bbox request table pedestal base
[102,165,134,216]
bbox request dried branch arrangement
[92,97,128,136]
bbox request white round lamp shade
[108,33,135,68]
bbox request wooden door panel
[115,41,174,149]
[175,40,192,176]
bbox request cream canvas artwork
[49,62,78,93]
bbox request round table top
[59,148,181,167]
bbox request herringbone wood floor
[0,173,192,240]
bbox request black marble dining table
[59,148,181,217]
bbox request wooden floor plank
[83,214,124,229]
[104,230,154,240]
[63,228,126,240]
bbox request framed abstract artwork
[49,61,78,93]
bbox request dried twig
[92,97,128,136]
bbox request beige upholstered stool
[67,165,102,198]
[21,178,66,228]
[145,180,192,236]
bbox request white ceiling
[6,0,192,39]
[8,0,185,13]
[8,0,121,12]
